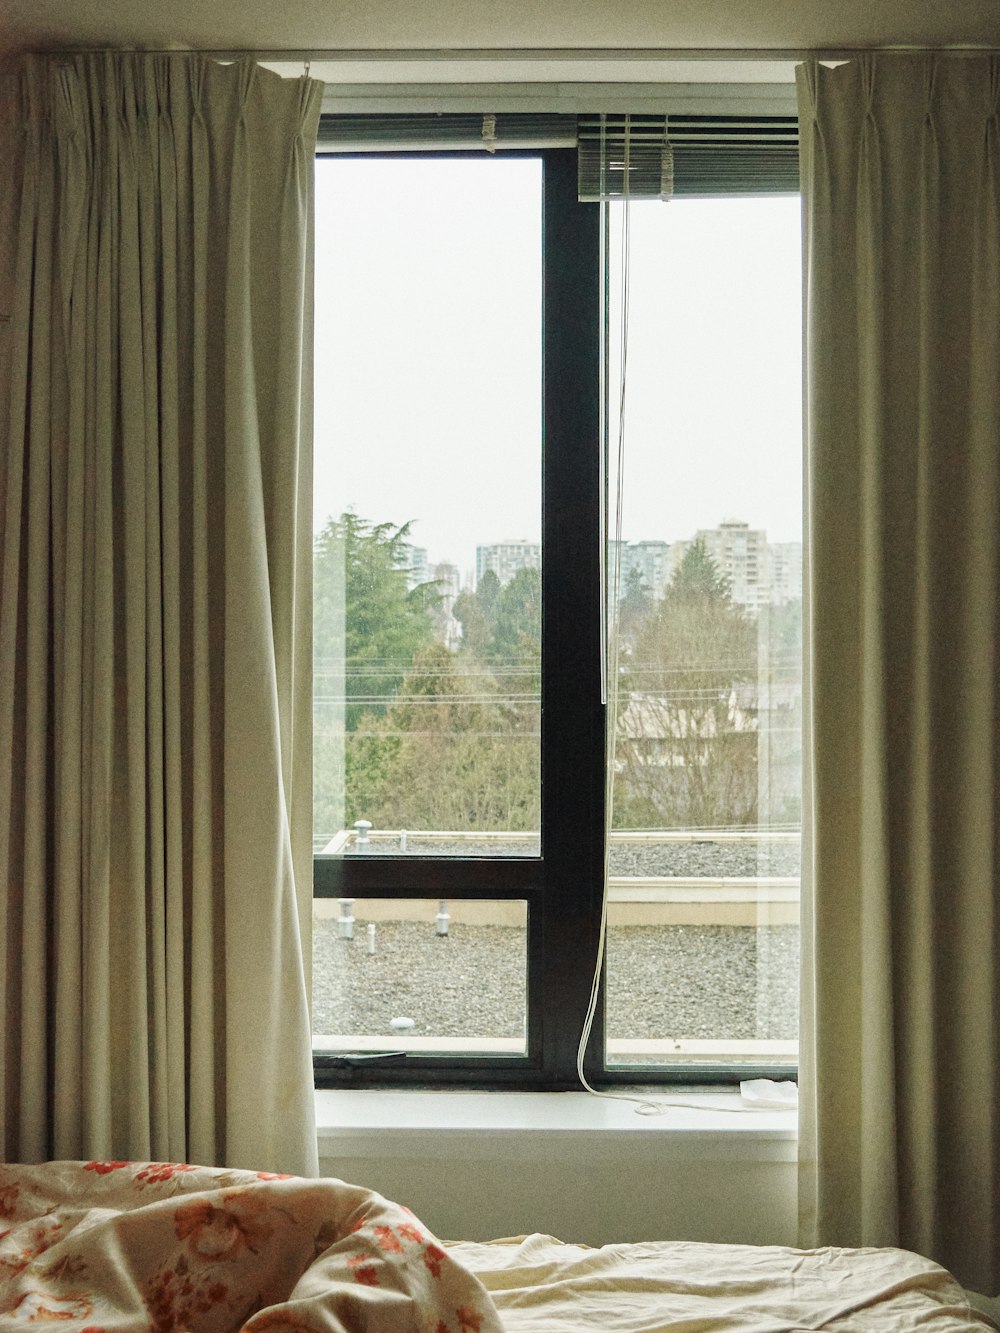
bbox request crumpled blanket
[0,1161,502,1333]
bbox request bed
[449,1233,997,1330]
[0,1161,994,1332]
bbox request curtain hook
[304,58,312,79]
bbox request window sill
[315,1089,798,1164]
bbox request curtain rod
[24,45,1000,62]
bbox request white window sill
[315,1089,798,1164]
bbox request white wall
[318,1147,798,1247]
[316,1091,798,1246]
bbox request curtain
[0,54,323,1175]
[797,54,1000,1294]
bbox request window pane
[605,197,802,1069]
[313,159,542,857]
[312,898,528,1056]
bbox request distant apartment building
[663,538,692,588]
[474,525,799,610]
[430,561,463,651]
[402,543,430,590]
[766,541,803,606]
[630,540,671,597]
[476,540,541,587]
[432,561,462,602]
[664,521,802,611]
[696,519,769,609]
[609,539,671,599]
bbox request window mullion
[539,150,605,1086]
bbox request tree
[313,511,439,841]
[345,644,538,832]
[617,564,655,651]
[666,539,732,603]
[489,566,540,664]
[314,519,543,836]
[453,566,539,670]
[314,511,439,729]
[614,541,759,830]
[452,586,491,660]
[754,598,803,826]
[475,568,501,621]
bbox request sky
[313,157,802,582]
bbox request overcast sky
[314,157,801,583]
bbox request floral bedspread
[0,1161,502,1333]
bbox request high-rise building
[696,519,769,609]
[476,526,800,611]
[401,543,430,590]
[766,541,803,606]
[476,540,541,587]
[609,539,671,599]
[661,522,802,611]
[431,561,463,650]
[432,562,461,603]
[628,540,671,597]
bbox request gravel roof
[339,835,801,879]
[313,918,799,1054]
[316,834,800,1062]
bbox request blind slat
[317,112,576,152]
[317,111,800,196]
[578,113,799,198]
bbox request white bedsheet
[448,1233,997,1331]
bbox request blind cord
[574,193,675,1116]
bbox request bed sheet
[448,1232,998,1331]
[0,1161,501,1333]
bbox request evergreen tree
[666,540,732,604]
[346,644,538,832]
[315,517,542,837]
[618,564,655,650]
[475,568,501,620]
[452,586,491,659]
[314,511,439,730]
[313,511,438,842]
[615,542,759,830]
[489,566,541,667]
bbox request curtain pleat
[0,53,323,1175]
[797,53,1000,1294]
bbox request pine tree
[615,541,759,830]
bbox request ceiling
[2,0,998,64]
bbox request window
[311,114,801,1088]
[604,194,802,1072]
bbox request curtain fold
[797,53,1000,1294]
[0,53,323,1175]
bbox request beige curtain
[0,54,323,1175]
[797,54,1000,1294]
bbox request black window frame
[312,129,801,1091]
[313,146,607,1090]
